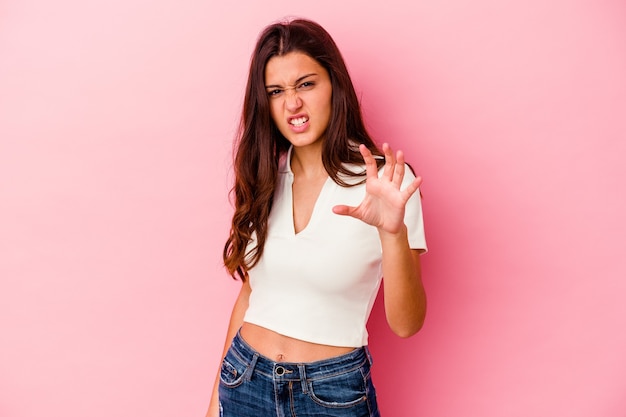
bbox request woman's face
[264,52,332,151]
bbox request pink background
[1,0,625,416]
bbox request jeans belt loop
[364,346,374,366]
[243,353,259,382]
[297,364,308,394]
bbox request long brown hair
[223,18,384,280]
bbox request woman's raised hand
[332,143,422,235]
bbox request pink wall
[1,1,625,416]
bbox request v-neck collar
[281,146,332,236]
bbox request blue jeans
[219,330,381,417]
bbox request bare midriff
[240,322,355,363]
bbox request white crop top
[243,147,427,347]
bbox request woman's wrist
[377,224,409,244]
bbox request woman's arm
[379,230,426,337]
[205,280,251,417]
[333,142,426,337]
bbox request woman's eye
[268,89,283,97]
[298,82,314,90]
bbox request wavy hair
[223,18,384,280]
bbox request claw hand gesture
[332,143,422,235]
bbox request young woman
[206,18,427,417]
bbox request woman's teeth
[289,117,308,126]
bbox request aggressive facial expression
[264,52,333,150]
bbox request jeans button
[275,366,285,376]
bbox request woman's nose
[284,89,302,111]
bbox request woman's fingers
[402,175,422,200]
[332,204,355,216]
[381,143,396,181]
[359,144,379,178]
[360,143,421,196]
[393,149,406,187]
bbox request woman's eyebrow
[265,73,317,89]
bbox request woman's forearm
[379,225,427,337]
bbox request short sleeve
[401,165,427,252]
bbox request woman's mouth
[289,116,309,127]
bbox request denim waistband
[230,330,372,382]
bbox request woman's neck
[290,143,327,180]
